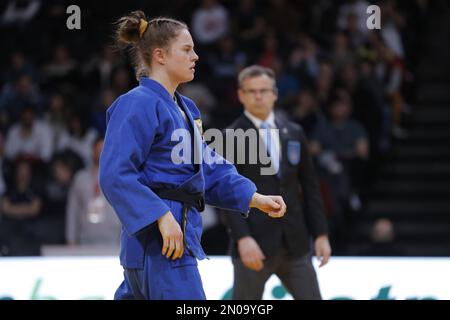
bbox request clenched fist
[250,193,286,218]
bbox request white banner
[0,256,448,300]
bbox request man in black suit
[221,65,331,300]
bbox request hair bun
[116,10,147,45]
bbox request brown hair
[115,11,187,80]
[237,65,276,89]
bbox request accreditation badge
[287,140,301,165]
[87,196,106,224]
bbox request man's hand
[238,236,265,272]
[314,235,331,267]
[250,192,286,218]
[157,211,184,260]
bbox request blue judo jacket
[99,77,256,268]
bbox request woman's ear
[153,48,166,65]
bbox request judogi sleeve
[99,95,170,236]
[202,144,256,217]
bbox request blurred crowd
[0,0,431,255]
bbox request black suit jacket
[221,113,328,258]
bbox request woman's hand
[157,211,184,259]
[250,193,286,218]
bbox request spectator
[110,65,133,96]
[3,51,39,84]
[360,218,404,256]
[178,82,217,128]
[206,36,247,81]
[44,92,69,148]
[4,104,53,162]
[83,44,122,90]
[58,111,98,167]
[291,89,326,138]
[231,0,266,54]
[310,93,369,245]
[0,158,42,256]
[257,32,279,70]
[352,60,389,156]
[205,36,247,105]
[380,0,406,59]
[36,152,77,245]
[311,92,369,192]
[331,32,356,74]
[90,88,117,136]
[314,60,334,109]
[337,0,371,39]
[66,136,120,246]
[290,34,321,86]
[336,62,382,150]
[272,58,301,110]
[42,44,78,87]
[0,73,44,124]
[341,11,367,50]
[374,41,408,138]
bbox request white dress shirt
[244,111,281,174]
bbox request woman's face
[164,29,199,84]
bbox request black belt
[153,188,205,258]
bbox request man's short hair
[238,65,276,88]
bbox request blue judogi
[99,77,256,299]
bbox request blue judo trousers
[99,77,256,300]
